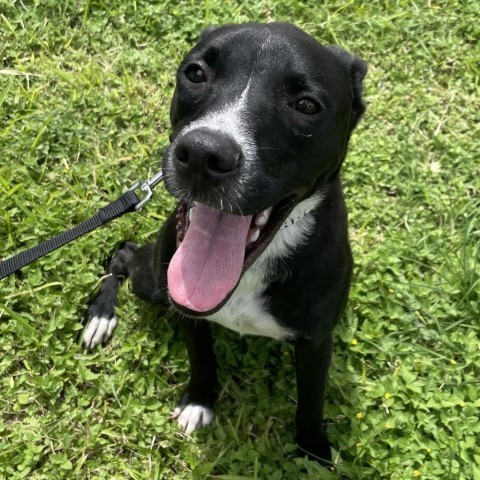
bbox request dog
[82,22,366,465]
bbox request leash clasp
[130,171,164,210]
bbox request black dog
[83,22,366,464]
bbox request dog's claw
[82,315,117,349]
[172,404,215,435]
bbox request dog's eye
[185,65,206,83]
[294,98,321,115]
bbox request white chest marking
[207,267,287,339]
[206,194,322,340]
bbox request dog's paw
[172,404,215,435]
[82,315,117,349]
[297,435,332,466]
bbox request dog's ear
[327,45,367,130]
[199,25,219,41]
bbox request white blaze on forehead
[178,78,256,163]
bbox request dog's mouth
[167,196,298,316]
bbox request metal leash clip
[130,171,164,210]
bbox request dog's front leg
[172,319,218,435]
[294,335,333,465]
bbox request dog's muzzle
[173,128,242,185]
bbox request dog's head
[163,23,367,316]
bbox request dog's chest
[206,267,292,340]
[205,195,321,340]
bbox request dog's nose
[173,128,241,180]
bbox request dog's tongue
[168,203,252,313]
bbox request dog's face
[164,23,366,214]
[163,23,366,316]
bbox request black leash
[0,171,164,281]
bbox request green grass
[1,0,479,478]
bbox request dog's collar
[281,193,323,229]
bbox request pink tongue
[167,204,252,313]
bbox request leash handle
[0,172,164,281]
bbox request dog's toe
[82,315,117,349]
[172,404,215,435]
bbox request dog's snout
[173,128,242,180]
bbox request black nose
[173,128,242,180]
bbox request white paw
[83,315,117,349]
[172,404,215,435]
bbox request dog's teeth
[188,207,195,222]
[255,207,272,227]
[250,228,260,243]
[255,215,267,227]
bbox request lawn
[0,1,479,479]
